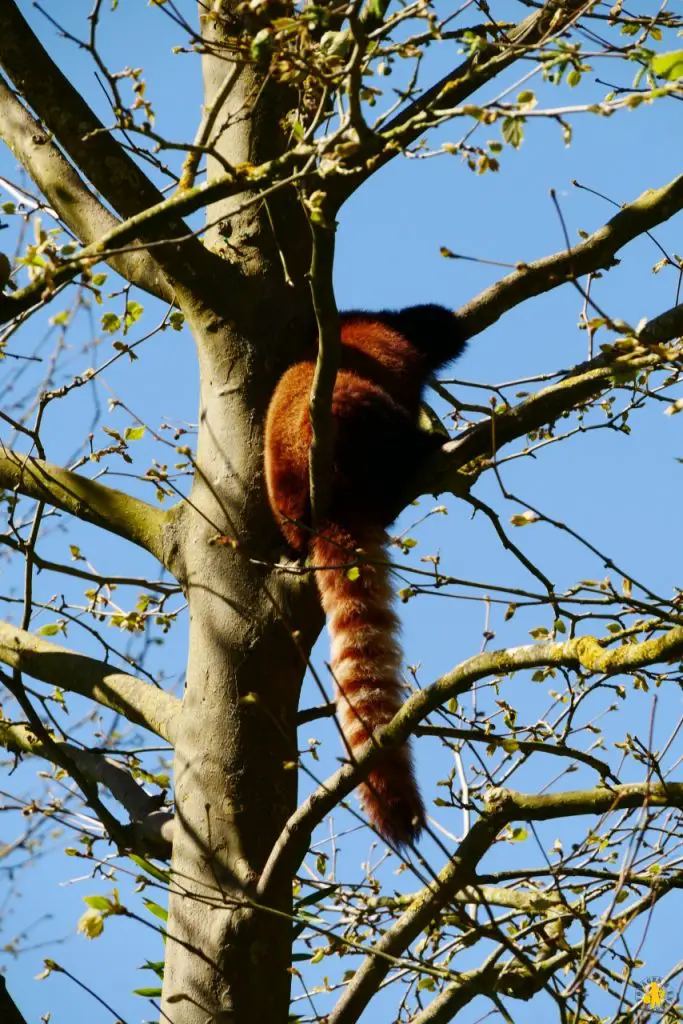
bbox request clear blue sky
[1,1,682,1021]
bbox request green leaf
[125,301,144,327]
[651,50,683,80]
[138,959,165,978]
[37,622,62,637]
[346,566,360,581]
[143,898,168,922]
[133,987,163,997]
[83,895,112,911]
[129,854,170,884]
[125,425,146,441]
[101,312,121,333]
[501,117,524,149]
[168,311,185,331]
[294,885,338,909]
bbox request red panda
[264,305,466,846]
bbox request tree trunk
[159,3,322,1015]
[160,268,319,1024]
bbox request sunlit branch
[0,77,173,302]
[0,450,181,571]
[637,301,683,345]
[0,620,180,743]
[0,0,211,288]
[258,624,683,899]
[455,174,683,343]
[329,781,682,1024]
[327,810,507,1024]
[0,148,305,324]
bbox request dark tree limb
[0,719,173,858]
[0,976,27,1024]
[306,212,340,526]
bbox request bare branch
[259,624,683,899]
[0,719,173,857]
[415,725,617,781]
[0,449,181,571]
[454,174,683,343]
[418,347,665,500]
[332,0,591,208]
[328,811,506,1024]
[329,781,683,1024]
[0,1,212,288]
[0,620,179,743]
[0,77,173,302]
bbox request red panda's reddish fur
[264,306,466,845]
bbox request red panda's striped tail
[310,523,425,846]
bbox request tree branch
[0,719,173,857]
[307,212,340,527]
[331,0,590,208]
[415,725,617,781]
[0,620,179,743]
[417,347,665,500]
[0,148,304,324]
[0,449,181,571]
[0,976,27,1024]
[329,780,682,1024]
[259,624,683,899]
[454,174,683,344]
[0,1,212,288]
[327,811,508,1024]
[0,77,173,302]
[637,301,683,345]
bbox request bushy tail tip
[310,523,425,846]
